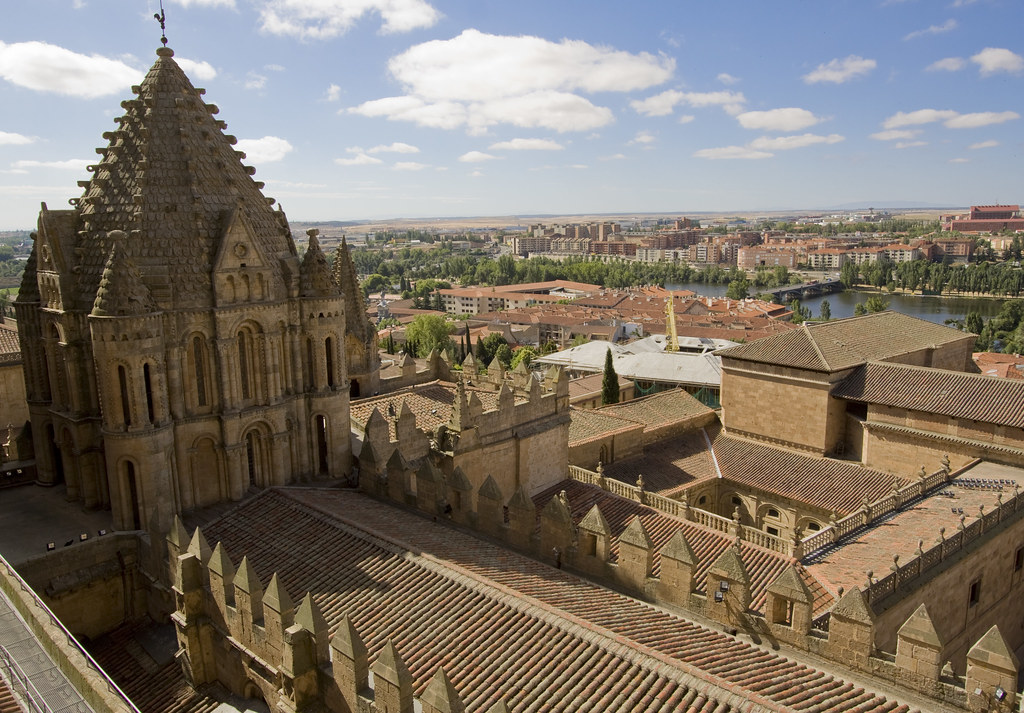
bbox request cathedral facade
[14,47,366,532]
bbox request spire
[92,231,157,317]
[153,0,168,47]
[333,237,371,342]
[299,229,340,298]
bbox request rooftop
[717,312,971,373]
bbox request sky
[0,0,1022,229]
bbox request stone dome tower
[16,47,353,531]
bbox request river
[666,282,1009,324]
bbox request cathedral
[13,46,376,533]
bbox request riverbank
[844,284,1018,301]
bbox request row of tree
[840,258,1024,297]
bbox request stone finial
[619,516,653,550]
[710,545,749,584]
[263,573,293,615]
[208,542,234,580]
[92,231,158,317]
[461,352,479,376]
[831,587,875,624]
[371,639,413,689]
[234,556,262,595]
[967,625,1019,698]
[766,565,812,604]
[479,474,504,503]
[661,531,696,565]
[331,615,367,661]
[420,667,465,713]
[578,504,610,536]
[486,701,510,713]
[166,515,189,552]
[187,526,213,564]
[898,603,941,648]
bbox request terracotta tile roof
[835,361,1024,429]
[0,324,20,366]
[568,408,641,446]
[713,436,907,516]
[972,352,1024,380]
[0,678,23,713]
[604,425,721,494]
[200,488,918,713]
[598,389,713,430]
[804,461,1024,596]
[566,372,630,401]
[718,312,970,372]
[87,621,226,713]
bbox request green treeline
[841,258,1024,297]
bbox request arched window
[124,461,141,530]
[305,336,315,390]
[316,415,329,475]
[325,336,335,388]
[238,330,253,400]
[143,363,155,424]
[118,365,131,426]
[245,431,260,487]
[767,508,780,519]
[192,335,208,407]
[806,521,821,532]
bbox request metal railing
[0,643,52,713]
[0,552,141,713]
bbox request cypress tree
[601,347,620,405]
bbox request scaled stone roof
[597,389,713,430]
[717,312,970,373]
[834,361,1024,429]
[568,408,642,447]
[54,47,296,312]
[604,425,720,494]
[199,487,920,713]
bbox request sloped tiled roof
[599,389,713,429]
[713,436,906,516]
[834,361,1024,429]
[717,312,970,372]
[0,324,21,365]
[568,408,641,446]
[200,489,919,713]
[604,425,720,494]
[87,621,225,713]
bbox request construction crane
[665,291,679,352]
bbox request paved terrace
[200,487,940,713]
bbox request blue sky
[0,0,1021,228]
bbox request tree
[965,310,984,336]
[854,303,867,316]
[510,345,537,370]
[475,333,509,365]
[840,261,859,288]
[865,295,889,313]
[725,275,749,300]
[601,348,620,405]
[404,314,453,357]
[361,273,389,296]
[494,343,513,368]
[819,299,831,321]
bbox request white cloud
[693,146,773,160]
[335,153,382,166]
[0,131,34,146]
[737,107,819,132]
[245,73,267,90]
[882,109,958,129]
[350,30,673,133]
[11,159,91,171]
[393,161,427,171]
[458,151,499,163]
[903,19,957,41]
[949,157,969,163]
[488,138,563,151]
[969,140,998,149]
[944,111,1019,128]
[176,57,217,81]
[803,55,876,84]
[749,133,844,150]
[367,142,419,154]
[470,170,483,177]
[169,0,236,6]
[0,41,141,98]
[265,64,285,72]
[716,72,739,85]
[325,84,341,101]
[869,128,922,141]
[258,0,440,40]
[235,136,293,163]
[599,153,626,161]
[971,47,1024,76]
[926,57,966,72]
[678,114,695,125]
[894,141,927,149]
[630,89,744,117]
[628,131,656,146]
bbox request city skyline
[0,0,1022,229]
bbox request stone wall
[0,362,28,429]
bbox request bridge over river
[763,279,844,303]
